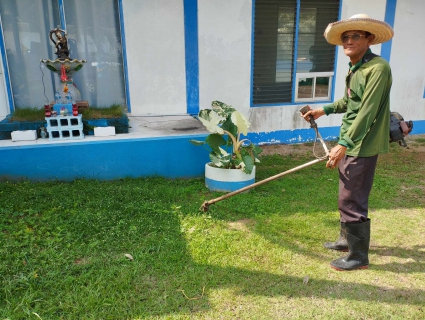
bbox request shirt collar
[348,48,372,73]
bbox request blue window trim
[118,0,131,112]
[58,0,67,29]
[0,15,14,113]
[290,1,301,100]
[183,0,199,115]
[381,0,397,62]
[250,1,256,107]
[331,1,343,102]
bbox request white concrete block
[11,130,38,141]
[94,126,116,137]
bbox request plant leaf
[206,134,226,154]
[241,152,255,174]
[231,111,250,136]
[198,109,224,134]
[211,100,235,117]
[189,139,207,146]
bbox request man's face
[341,30,374,62]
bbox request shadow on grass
[370,245,425,273]
[2,197,424,318]
[1,142,425,317]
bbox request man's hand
[301,106,326,122]
[326,144,347,169]
[399,121,410,136]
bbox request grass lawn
[1,136,424,319]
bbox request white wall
[119,0,424,128]
[198,0,252,110]
[390,0,425,120]
[123,0,187,115]
[0,51,9,119]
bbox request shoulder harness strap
[362,52,380,63]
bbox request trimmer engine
[390,112,413,147]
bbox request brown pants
[338,155,378,223]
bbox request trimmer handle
[300,105,317,128]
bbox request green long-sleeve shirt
[323,50,392,157]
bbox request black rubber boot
[324,222,348,251]
[330,219,370,271]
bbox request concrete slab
[128,115,207,137]
[0,115,208,148]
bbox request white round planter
[205,163,256,192]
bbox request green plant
[80,104,126,119]
[190,101,262,174]
[8,105,126,122]
[9,107,45,122]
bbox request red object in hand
[44,104,51,117]
[72,103,78,116]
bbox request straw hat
[324,14,394,45]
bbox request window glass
[276,7,295,83]
[298,78,313,99]
[0,0,60,107]
[297,8,316,73]
[0,0,126,109]
[63,0,126,107]
[315,77,329,98]
[253,0,339,105]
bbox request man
[302,14,395,271]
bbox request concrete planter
[83,115,129,135]
[0,116,45,140]
[204,163,256,192]
[0,114,129,140]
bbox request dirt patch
[404,134,425,159]
[74,257,90,265]
[228,219,256,232]
[260,143,317,156]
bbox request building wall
[1,0,424,133]
[390,0,425,121]
[120,0,425,138]
[196,0,424,139]
[122,0,187,115]
[247,0,392,138]
[198,0,252,110]
[0,50,9,119]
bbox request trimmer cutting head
[200,201,210,212]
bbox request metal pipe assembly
[200,106,330,212]
[200,157,326,212]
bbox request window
[252,0,340,105]
[0,0,126,109]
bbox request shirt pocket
[348,87,361,103]
[346,88,362,118]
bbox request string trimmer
[200,106,330,212]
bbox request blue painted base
[204,163,256,192]
[1,120,424,181]
[205,177,255,192]
[0,134,210,181]
[247,120,425,145]
[53,103,73,113]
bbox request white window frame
[295,71,334,102]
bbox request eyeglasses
[341,34,367,43]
